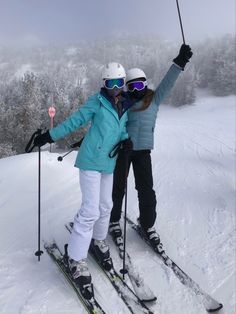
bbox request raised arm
[153,44,193,106]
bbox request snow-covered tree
[12,73,43,153]
[194,35,236,96]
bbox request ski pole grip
[25,129,42,153]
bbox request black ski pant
[110,150,157,230]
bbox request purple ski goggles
[127,80,147,92]
[104,78,125,89]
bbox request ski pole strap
[25,129,42,153]
[109,140,125,158]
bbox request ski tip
[206,303,223,312]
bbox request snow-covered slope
[0,94,235,314]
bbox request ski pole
[57,148,74,162]
[35,143,43,261]
[120,154,129,280]
[25,129,44,261]
[57,138,84,162]
[176,0,186,44]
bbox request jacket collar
[100,88,134,115]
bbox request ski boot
[109,221,124,255]
[139,222,164,255]
[63,244,94,300]
[90,239,113,271]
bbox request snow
[0,94,235,314]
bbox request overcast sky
[0,0,235,46]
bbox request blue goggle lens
[104,78,125,89]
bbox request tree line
[0,34,235,158]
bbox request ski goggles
[127,80,147,92]
[104,78,125,89]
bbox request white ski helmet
[102,62,126,80]
[126,68,147,83]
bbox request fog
[0,0,235,45]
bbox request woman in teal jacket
[109,44,193,253]
[33,62,133,299]
[50,92,129,173]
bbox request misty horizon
[0,0,235,46]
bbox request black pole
[35,133,43,261]
[58,138,84,162]
[25,129,44,261]
[176,0,186,44]
[57,148,74,162]
[120,156,129,279]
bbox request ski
[66,222,154,314]
[126,216,223,313]
[108,231,157,303]
[44,241,106,314]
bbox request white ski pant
[68,170,113,261]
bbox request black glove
[121,138,133,153]
[173,44,193,70]
[33,130,54,147]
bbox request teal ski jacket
[49,92,129,173]
[127,64,181,150]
